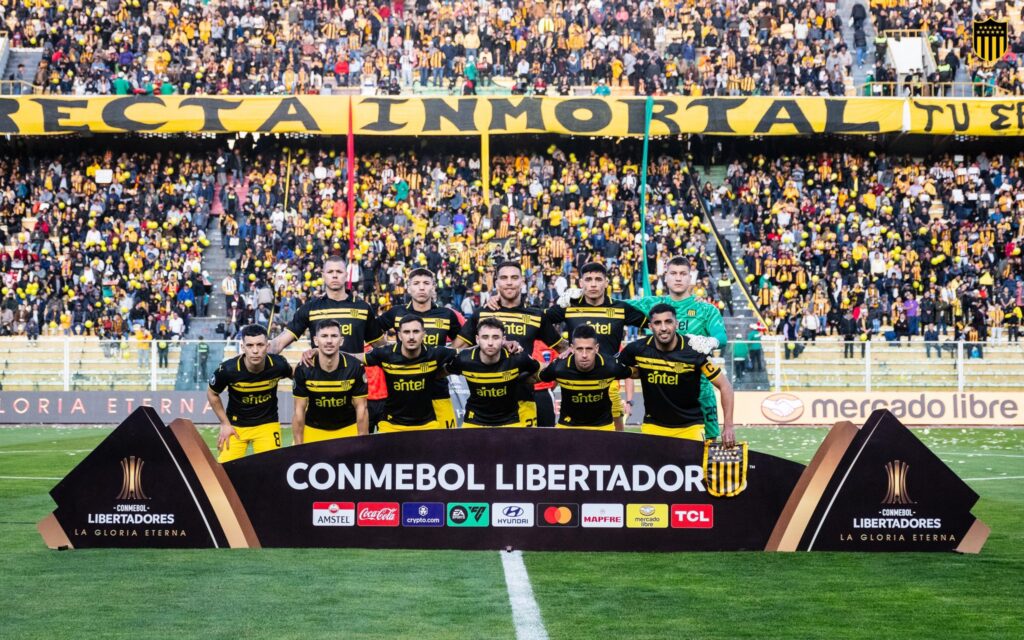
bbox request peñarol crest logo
[703,441,748,497]
[973,18,1008,63]
[116,456,149,501]
[882,460,915,505]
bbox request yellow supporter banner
[909,98,1024,135]
[0,96,349,135]
[2,95,1023,136]
[732,391,1024,427]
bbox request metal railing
[0,337,1022,392]
[0,79,36,95]
[859,80,1012,97]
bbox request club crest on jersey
[687,310,697,317]
[703,441,749,498]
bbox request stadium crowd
[0,147,215,341]
[0,0,858,97]
[715,150,1024,352]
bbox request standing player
[455,261,566,427]
[619,304,735,446]
[268,255,386,359]
[207,324,293,462]
[377,268,462,429]
[626,256,728,441]
[539,325,635,431]
[545,262,648,430]
[445,317,541,428]
[365,315,456,432]
[291,319,369,443]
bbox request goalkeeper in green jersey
[626,256,729,440]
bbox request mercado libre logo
[760,393,805,423]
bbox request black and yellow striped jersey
[378,303,463,400]
[209,354,293,427]
[445,347,540,426]
[618,336,722,429]
[292,354,368,430]
[286,293,385,353]
[545,297,648,355]
[365,345,456,426]
[458,304,564,352]
[538,354,632,427]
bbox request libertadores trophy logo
[116,456,149,501]
[703,441,748,497]
[973,18,1008,63]
[882,460,914,506]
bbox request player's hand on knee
[685,334,719,355]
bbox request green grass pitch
[1,426,1021,639]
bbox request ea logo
[761,393,804,423]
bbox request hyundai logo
[502,506,524,518]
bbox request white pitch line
[500,550,549,640]
[932,452,1024,459]
[0,475,62,481]
[961,475,1024,482]
[0,450,90,454]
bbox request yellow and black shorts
[518,400,538,427]
[303,423,359,443]
[556,423,616,432]
[218,422,282,463]
[432,398,457,430]
[641,423,705,441]
[609,380,624,419]
[378,420,442,433]
[463,422,525,429]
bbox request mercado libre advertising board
[38,407,989,553]
[2,96,1024,136]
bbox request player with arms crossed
[208,324,294,462]
[539,324,635,431]
[455,261,566,426]
[626,256,728,441]
[377,268,462,429]
[291,319,369,443]
[445,317,541,428]
[619,304,735,446]
[545,262,648,430]
[365,315,456,432]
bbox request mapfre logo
[760,393,804,423]
[581,504,624,528]
[671,504,714,529]
[357,502,400,527]
[313,501,355,527]
[116,456,149,500]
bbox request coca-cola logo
[357,502,400,527]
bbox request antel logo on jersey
[356,502,400,527]
[401,502,444,527]
[671,504,714,529]
[626,503,669,528]
[312,502,355,527]
[538,503,579,527]
[492,503,535,527]
[581,503,624,528]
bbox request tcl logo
[357,502,400,527]
[671,504,713,529]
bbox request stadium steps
[838,0,875,94]
[2,48,43,88]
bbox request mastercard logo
[537,503,579,527]
[544,506,573,525]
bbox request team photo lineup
[2,1,1024,638]
[208,255,736,461]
